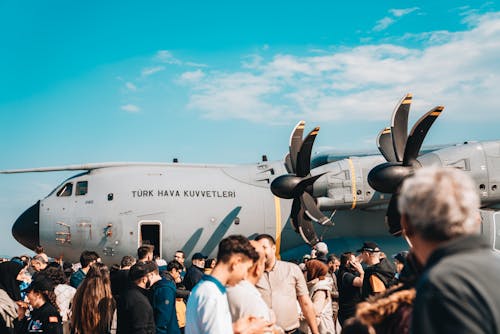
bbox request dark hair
[217,235,259,264]
[167,260,183,272]
[10,256,29,268]
[80,250,99,268]
[120,255,136,268]
[175,250,185,256]
[254,234,275,245]
[137,245,154,260]
[35,245,44,254]
[340,252,354,268]
[42,266,68,285]
[205,258,215,269]
[327,254,339,263]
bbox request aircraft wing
[0,162,234,174]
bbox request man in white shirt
[185,235,273,334]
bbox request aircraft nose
[12,201,40,250]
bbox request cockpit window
[57,182,73,197]
[76,181,88,196]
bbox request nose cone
[12,201,40,250]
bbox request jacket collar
[425,234,490,270]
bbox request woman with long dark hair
[70,262,116,334]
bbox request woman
[0,261,25,333]
[43,266,76,332]
[337,252,363,326]
[16,276,63,334]
[70,262,116,334]
[300,259,335,334]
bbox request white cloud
[155,50,181,64]
[141,66,165,76]
[389,7,419,17]
[125,82,137,91]
[121,104,141,113]
[374,7,419,32]
[373,17,395,32]
[180,69,205,82]
[180,12,500,124]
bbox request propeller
[368,94,444,235]
[271,121,332,245]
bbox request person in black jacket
[16,276,62,334]
[399,167,500,334]
[182,252,206,291]
[357,242,396,300]
[117,261,156,334]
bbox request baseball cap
[356,242,380,253]
[129,261,157,281]
[23,276,54,293]
[314,242,328,255]
[392,251,409,264]
[192,252,207,260]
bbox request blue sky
[1,1,500,256]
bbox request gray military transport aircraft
[2,94,500,263]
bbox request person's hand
[350,260,364,274]
[234,315,274,334]
[16,301,28,319]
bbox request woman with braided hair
[70,262,116,334]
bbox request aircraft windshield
[76,181,88,196]
[56,182,73,197]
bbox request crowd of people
[0,166,499,334]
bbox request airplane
[2,94,499,264]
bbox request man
[111,255,136,302]
[31,254,48,278]
[357,242,395,299]
[255,234,320,334]
[313,242,329,264]
[137,245,154,262]
[183,252,206,291]
[69,250,99,288]
[399,167,500,334]
[226,240,275,323]
[326,254,341,334]
[117,261,156,334]
[174,251,186,279]
[148,262,181,334]
[185,235,270,334]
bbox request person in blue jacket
[149,262,181,334]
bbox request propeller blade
[300,193,332,226]
[284,153,293,173]
[297,208,320,245]
[377,127,397,162]
[296,127,320,177]
[289,121,305,173]
[391,93,412,162]
[403,106,444,166]
[289,198,301,232]
[385,194,402,236]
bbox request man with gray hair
[398,167,500,334]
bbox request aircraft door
[138,220,162,258]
